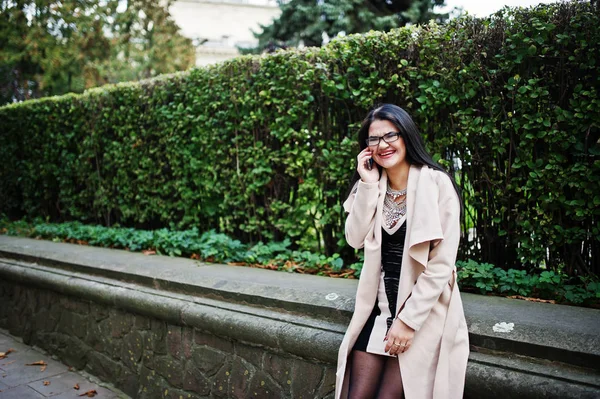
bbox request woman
[335,104,469,399]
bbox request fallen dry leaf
[74,383,80,390]
[508,295,556,304]
[227,262,247,266]
[2,360,15,366]
[142,249,156,256]
[0,349,15,359]
[25,360,47,371]
[78,389,97,397]
[26,360,47,366]
[43,381,50,386]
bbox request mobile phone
[366,158,374,170]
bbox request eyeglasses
[365,131,402,147]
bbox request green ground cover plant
[456,259,599,305]
[0,219,357,277]
[1,219,597,306]
[0,2,598,281]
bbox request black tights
[349,350,404,399]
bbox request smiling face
[367,119,409,171]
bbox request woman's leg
[348,350,387,399]
[376,356,403,399]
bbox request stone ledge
[0,236,356,326]
[0,235,599,398]
[467,350,600,399]
[0,258,342,364]
[0,236,598,368]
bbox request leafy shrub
[348,251,365,278]
[0,2,598,278]
[456,259,497,294]
[245,240,292,264]
[457,259,599,305]
[196,230,246,263]
[561,279,600,305]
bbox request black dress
[353,219,407,355]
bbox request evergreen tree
[246,0,448,53]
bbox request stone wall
[0,282,335,399]
[1,236,599,399]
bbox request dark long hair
[346,104,462,206]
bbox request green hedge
[0,2,598,277]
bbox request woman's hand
[357,147,379,184]
[384,318,415,356]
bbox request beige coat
[336,165,469,399]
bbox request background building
[170,0,281,66]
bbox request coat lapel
[406,165,444,270]
[395,165,446,314]
[375,170,387,243]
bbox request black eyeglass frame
[365,131,402,147]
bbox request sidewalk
[0,329,127,399]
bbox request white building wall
[170,0,281,66]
